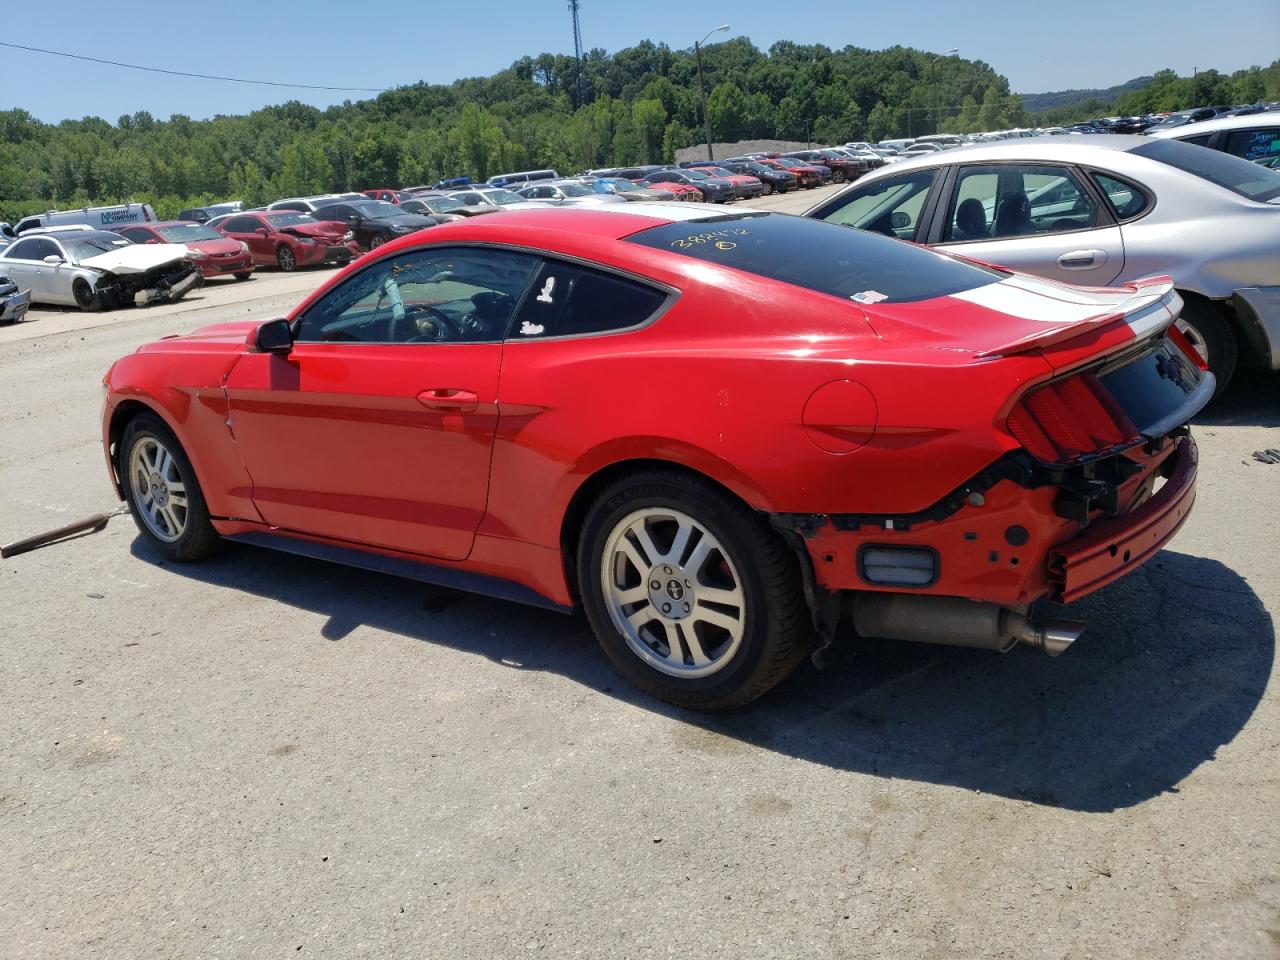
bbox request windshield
[556,182,592,197]
[700,167,734,177]
[423,197,465,213]
[266,213,318,226]
[155,224,222,242]
[63,234,132,260]
[1151,114,1191,128]
[343,200,400,219]
[485,189,526,205]
[1134,139,1280,202]
[627,212,1002,305]
[684,169,710,181]
[611,180,639,192]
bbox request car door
[223,244,541,560]
[0,237,59,302]
[221,215,269,264]
[931,163,1125,284]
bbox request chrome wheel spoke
[128,435,186,544]
[601,506,746,679]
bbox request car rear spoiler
[974,276,1180,359]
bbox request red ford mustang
[101,206,1210,709]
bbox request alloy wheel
[128,436,187,543]
[600,508,746,679]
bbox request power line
[0,40,386,93]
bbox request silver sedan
[805,135,1280,390]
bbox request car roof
[1147,112,1280,139]
[852,134,1154,176]
[145,220,210,228]
[430,203,767,240]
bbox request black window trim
[926,160,1116,246]
[1081,165,1155,226]
[501,249,679,344]
[287,242,676,347]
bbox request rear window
[1134,139,1280,202]
[626,213,1002,305]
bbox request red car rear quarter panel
[105,333,262,523]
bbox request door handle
[1057,249,1107,270]
[417,388,479,412]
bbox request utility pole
[805,118,811,149]
[694,24,729,161]
[931,48,958,134]
[568,0,586,107]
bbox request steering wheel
[395,304,463,342]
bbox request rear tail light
[1006,372,1140,465]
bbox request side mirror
[890,211,911,229]
[257,227,270,236]
[43,254,63,264]
[253,318,294,354]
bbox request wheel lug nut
[682,603,690,612]
[662,603,671,613]
[684,579,691,587]
[650,581,660,590]
[663,566,672,574]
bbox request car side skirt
[223,529,574,614]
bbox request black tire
[233,272,253,282]
[762,182,774,196]
[118,413,221,562]
[1177,297,1237,396]
[577,471,811,711]
[276,245,297,272]
[73,278,100,313]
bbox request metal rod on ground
[1,504,128,558]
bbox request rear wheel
[276,245,297,272]
[832,169,847,184]
[118,414,220,562]
[72,278,100,312]
[1176,297,1237,396]
[577,472,810,710]
[370,234,387,249]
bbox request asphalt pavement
[2,190,1279,958]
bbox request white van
[14,203,157,235]
[486,170,559,188]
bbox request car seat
[953,198,988,240]
[993,192,1031,237]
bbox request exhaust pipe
[853,594,1083,657]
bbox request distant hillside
[1020,76,1154,113]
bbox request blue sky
[3,0,1277,122]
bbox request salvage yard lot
[2,187,1279,957]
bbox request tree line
[1029,62,1280,127]
[0,38,1027,221]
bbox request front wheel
[118,414,221,562]
[233,272,253,282]
[370,234,387,249]
[73,278,100,312]
[276,245,297,272]
[832,169,847,184]
[577,472,811,710]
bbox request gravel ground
[2,194,1278,958]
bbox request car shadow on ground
[134,539,1272,813]
[1195,370,1279,428]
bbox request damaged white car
[0,227,202,312]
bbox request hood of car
[80,244,190,274]
[378,213,437,227]
[282,221,347,240]
[182,237,245,257]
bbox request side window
[1091,172,1151,221]
[1222,128,1280,163]
[1181,134,1212,147]
[223,216,259,233]
[817,169,937,239]
[944,164,1095,242]
[510,261,668,340]
[276,202,307,213]
[119,227,152,243]
[295,247,539,345]
[319,205,350,220]
[9,238,59,261]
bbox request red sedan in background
[212,211,360,272]
[363,189,414,204]
[101,205,1209,709]
[755,157,824,188]
[117,221,254,281]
